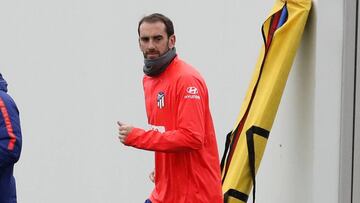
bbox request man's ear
[138,38,141,49]
[168,35,176,49]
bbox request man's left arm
[120,74,208,152]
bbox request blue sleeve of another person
[0,91,22,171]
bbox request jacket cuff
[124,127,144,146]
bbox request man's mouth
[146,52,160,59]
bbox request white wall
[0,0,344,202]
[313,0,343,202]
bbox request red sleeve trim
[0,98,16,150]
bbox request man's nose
[148,39,155,49]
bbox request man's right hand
[117,121,133,144]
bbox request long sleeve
[0,94,22,171]
[125,74,208,152]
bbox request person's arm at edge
[0,95,22,171]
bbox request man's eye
[141,37,149,42]
[154,37,162,41]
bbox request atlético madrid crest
[157,92,165,109]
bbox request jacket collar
[0,73,8,92]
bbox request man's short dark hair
[138,13,174,37]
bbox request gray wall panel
[354,1,360,200]
[340,0,357,202]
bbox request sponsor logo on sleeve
[184,86,200,100]
[149,124,166,133]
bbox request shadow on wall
[291,3,317,200]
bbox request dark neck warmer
[143,48,177,77]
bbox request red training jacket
[125,56,223,203]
